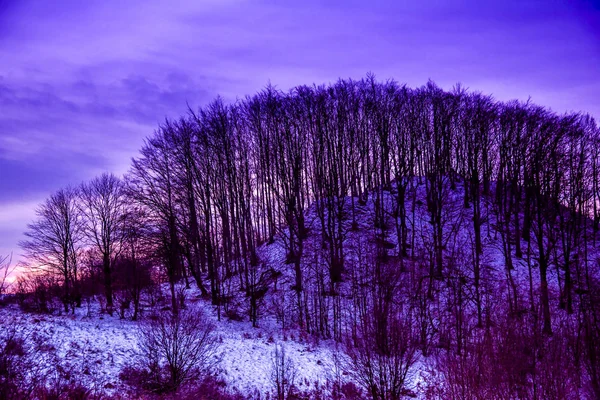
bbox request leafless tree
[129,130,184,316]
[20,187,84,313]
[79,172,129,315]
[347,246,418,400]
[0,253,15,296]
[270,343,298,400]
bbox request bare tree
[347,312,418,400]
[270,343,298,400]
[116,204,154,320]
[0,253,15,296]
[79,173,128,315]
[130,129,183,316]
[347,249,418,400]
[20,187,84,313]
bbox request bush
[0,329,27,398]
[134,308,217,393]
[171,375,245,400]
[271,343,297,400]
[421,313,584,400]
[34,381,92,400]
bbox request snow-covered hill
[2,177,599,399]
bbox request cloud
[0,199,39,268]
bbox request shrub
[271,343,297,400]
[0,322,42,399]
[135,308,217,393]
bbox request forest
[2,76,600,399]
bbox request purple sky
[1,0,599,267]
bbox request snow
[0,294,354,398]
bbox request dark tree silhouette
[20,187,84,312]
[79,172,128,315]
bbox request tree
[270,344,298,400]
[79,173,129,315]
[130,129,184,316]
[0,253,15,296]
[347,295,418,400]
[116,204,154,320]
[347,245,418,400]
[20,187,84,313]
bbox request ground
[0,290,357,399]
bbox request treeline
[18,175,153,319]
[17,76,600,398]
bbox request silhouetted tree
[79,173,128,315]
[20,187,84,312]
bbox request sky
[0,0,599,272]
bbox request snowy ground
[0,292,355,399]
